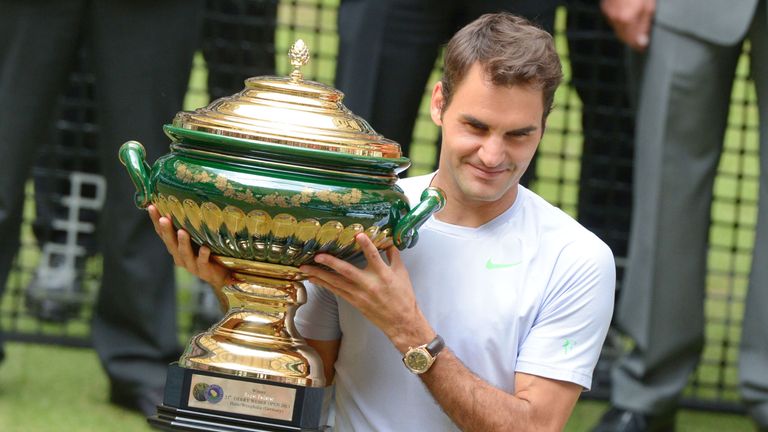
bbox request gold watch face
[405,348,431,373]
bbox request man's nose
[477,136,506,167]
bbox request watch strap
[424,334,445,358]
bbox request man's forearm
[418,349,574,432]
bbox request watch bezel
[403,346,434,374]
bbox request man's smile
[467,163,509,180]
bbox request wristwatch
[402,334,445,374]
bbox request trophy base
[149,364,327,432]
[149,405,328,431]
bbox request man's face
[430,63,545,207]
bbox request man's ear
[430,81,444,126]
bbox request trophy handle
[393,186,446,250]
[118,140,153,209]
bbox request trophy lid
[168,39,405,163]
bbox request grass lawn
[0,343,756,432]
[0,343,149,432]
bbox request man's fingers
[198,245,212,265]
[149,206,175,246]
[148,205,162,232]
[154,213,176,242]
[302,261,357,295]
[197,246,217,278]
[355,233,389,273]
[149,205,232,288]
[635,2,655,51]
[177,229,198,273]
[148,205,169,240]
[314,253,367,284]
[196,246,229,289]
[601,0,654,52]
[153,214,182,264]
[385,246,403,270]
[304,233,395,297]
[197,246,212,277]
[626,19,650,51]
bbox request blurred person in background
[23,45,105,325]
[19,0,281,333]
[0,0,202,416]
[564,0,637,393]
[593,0,768,431]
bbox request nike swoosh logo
[485,258,522,270]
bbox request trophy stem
[179,271,325,388]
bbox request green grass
[0,343,756,432]
[0,343,150,432]
[565,399,755,432]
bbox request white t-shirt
[295,173,615,431]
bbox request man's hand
[601,0,656,52]
[300,233,434,352]
[148,204,231,290]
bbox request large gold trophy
[119,40,445,431]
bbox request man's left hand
[300,233,434,352]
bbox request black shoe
[592,407,676,432]
[109,386,164,418]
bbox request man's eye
[466,123,486,132]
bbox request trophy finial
[289,39,310,82]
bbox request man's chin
[459,185,510,203]
[453,173,517,202]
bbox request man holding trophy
[149,12,615,431]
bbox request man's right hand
[148,205,231,290]
[601,0,656,52]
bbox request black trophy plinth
[149,363,327,432]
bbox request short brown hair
[440,12,562,119]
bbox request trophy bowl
[119,40,445,431]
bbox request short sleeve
[515,235,615,390]
[295,281,342,341]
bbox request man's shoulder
[519,186,610,251]
[517,186,573,225]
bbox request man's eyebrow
[460,114,538,135]
[508,125,538,135]
[460,114,489,129]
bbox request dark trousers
[202,0,278,101]
[566,0,634,262]
[0,0,202,392]
[612,1,768,423]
